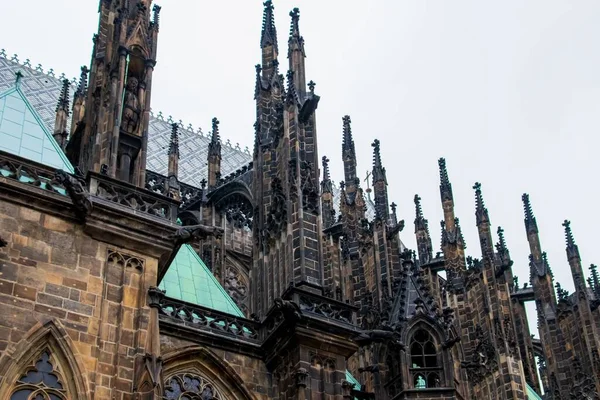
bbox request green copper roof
[526,383,542,400]
[159,244,244,317]
[0,78,73,172]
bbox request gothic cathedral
[0,1,598,399]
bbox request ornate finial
[168,123,179,156]
[390,202,397,215]
[152,4,162,26]
[321,156,332,196]
[590,264,600,297]
[473,182,489,225]
[555,282,569,302]
[495,226,513,270]
[522,193,538,234]
[322,156,330,181]
[438,158,453,202]
[414,194,424,219]
[261,0,278,52]
[455,217,466,248]
[342,115,354,151]
[208,117,221,158]
[211,117,220,141]
[496,227,507,251]
[339,180,345,190]
[371,139,386,183]
[56,79,71,114]
[308,80,316,93]
[562,219,580,260]
[254,64,263,99]
[14,71,23,85]
[200,178,207,190]
[288,7,305,56]
[289,8,300,36]
[285,69,298,105]
[75,66,89,98]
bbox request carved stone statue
[121,76,141,134]
[416,375,426,389]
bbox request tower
[67,0,161,186]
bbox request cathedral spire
[167,123,180,200]
[563,220,586,291]
[438,158,453,202]
[342,115,357,190]
[260,0,279,79]
[522,193,538,234]
[473,182,490,226]
[288,7,306,98]
[208,117,222,188]
[70,65,88,138]
[414,194,433,264]
[53,79,70,150]
[522,194,550,277]
[168,123,179,158]
[438,158,456,232]
[372,139,389,220]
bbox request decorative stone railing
[0,151,68,195]
[286,287,357,325]
[150,290,260,344]
[145,170,203,209]
[89,172,179,221]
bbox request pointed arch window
[163,373,226,400]
[10,350,68,400]
[409,329,442,389]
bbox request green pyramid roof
[159,244,244,317]
[0,77,73,172]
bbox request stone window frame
[408,328,443,389]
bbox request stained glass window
[10,350,67,400]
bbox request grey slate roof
[0,53,252,188]
[0,52,380,221]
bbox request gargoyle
[274,298,302,322]
[54,170,92,220]
[354,327,405,349]
[171,224,224,245]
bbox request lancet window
[163,373,225,400]
[409,329,442,389]
[9,350,68,400]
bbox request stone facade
[0,1,599,400]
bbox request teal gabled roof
[159,244,244,317]
[526,383,542,400]
[345,370,361,388]
[0,77,73,172]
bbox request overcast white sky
[2,0,599,333]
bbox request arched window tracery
[409,329,442,389]
[9,350,68,400]
[163,373,226,400]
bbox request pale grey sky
[2,1,599,333]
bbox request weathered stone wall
[0,198,158,399]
